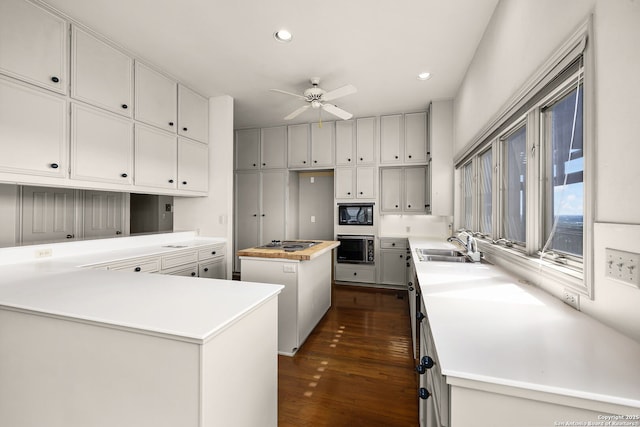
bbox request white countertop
[409,237,640,409]
[0,233,283,344]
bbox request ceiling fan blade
[322,84,357,101]
[321,103,353,120]
[284,105,310,120]
[270,89,306,100]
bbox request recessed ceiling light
[274,29,293,43]
[417,72,432,80]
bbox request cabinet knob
[407,262,410,267]
[253,163,257,167]
[314,160,317,163]
[66,234,74,239]
[169,179,174,183]
[347,192,351,195]
[182,181,187,185]
[353,272,357,276]
[169,122,174,126]
[418,388,431,400]
[359,157,363,161]
[121,104,128,109]
[253,214,257,217]
[399,254,403,258]
[416,311,425,321]
[421,356,435,369]
[392,243,396,246]
[408,155,412,159]
[50,163,59,169]
[261,214,265,217]
[408,286,414,291]
[408,205,412,208]
[121,173,128,178]
[51,76,59,83]
[211,251,216,255]
[183,127,188,131]
[134,267,141,272]
[191,272,196,276]
[115,231,122,235]
[395,155,398,159]
[406,256,411,261]
[359,191,363,195]
[416,364,426,375]
[395,205,399,208]
[303,160,306,164]
[262,163,266,166]
[347,158,351,162]
[204,268,209,272]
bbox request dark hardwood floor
[278,284,418,426]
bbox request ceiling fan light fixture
[417,72,432,80]
[274,29,293,43]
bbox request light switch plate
[605,248,640,288]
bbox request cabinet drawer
[335,264,376,283]
[199,258,226,279]
[198,244,225,261]
[163,263,198,277]
[109,257,160,273]
[379,238,407,249]
[161,250,198,270]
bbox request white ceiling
[40,0,499,129]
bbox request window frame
[453,17,594,298]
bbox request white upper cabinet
[134,124,178,190]
[260,126,287,169]
[356,117,376,164]
[356,166,375,199]
[404,112,428,163]
[287,124,310,168]
[71,26,133,117]
[380,168,402,212]
[0,77,67,178]
[70,103,133,185]
[334,167,355,199]
[178,138,208,193]
[0,0,67,94]
[335,166,376,200]
[335,120,355,166]
[235,128,260,170]
[380,166,428,213]
[310,122,335,167]
[178,84,208,143]
[404,166,428,212]
[380,114,403,164]
[135,62,177,133]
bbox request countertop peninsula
[236,240,340,261]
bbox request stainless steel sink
[416,248,468,262]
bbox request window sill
[477,240,588,298]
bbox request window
[501,125,527,245]
[542,84,584,258]
[478,149,493,236]
[452,19,593,296]
[462,162,474,230]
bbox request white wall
[173,95,234,278]
[453,0,640,341]
[0,184,18,247]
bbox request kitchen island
[238,240,340,355]
[0,233,283,427]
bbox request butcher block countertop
[237,240,340,261]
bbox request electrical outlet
[406,226,411,233]
[561,289,580,310]
[605,248,640,288]
[311,216,316,223]
[35,248,52,258]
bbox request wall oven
[336,235,374,264]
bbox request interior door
[260,170,286,244]
[234,171,260,271]
[21,186,75,244]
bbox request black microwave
[337,235,375,264]
[338,203,374,226]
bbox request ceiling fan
[270,78,357,121]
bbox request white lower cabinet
[0,77,67,179]
[108,256,160,273]
[378,238,408,287]
[199,258,225,279]
[70,103,133,185]
[335,263,376,283]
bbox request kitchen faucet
[447,234,482,262]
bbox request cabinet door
[380,168,403,212]
[356,117,376,164]
[260,170,286,244]
[135,61,177,132]
[405,112,428,163]
[135,124,178,189]
[404,166,428,212]
[178,84,208,143]
[177,138,208,192]
[70,103,133,184]
[310,122,335,167]
[335,120,355,166]
[199,258,225,279]
[356,166,375,199]
[0,78,67,178]
[380,114,403,164]
[235,171,260,270]
[83,190,124,239]
[235,128,260,170]
[0,0,67,93]
[334,168,355,199]
[21,186,75,245]
[379,250,407,286]
[260,126,287,169]
[287,124,310,168]
[71,26,133,117]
